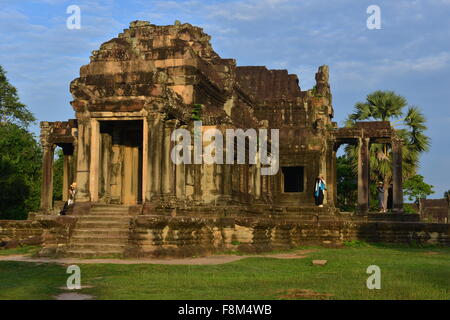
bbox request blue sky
[1,0,449,198]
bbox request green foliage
[0,123,41,219]
[0,66,40,220]
[0,245,41,256]
[403,174,434,202]
[444,190,449,199]
[343,240,369,247]
[336,155,357,212]
[404,203,418,214]
[343,91,430,207]
[53,148,64,201]
[0,65,35,128]
[0,159,29,219]
[191,103,203,121]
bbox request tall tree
[0,65,35,128]
[403,174,434,202]
[344,91,430,210]
[0,123,41,219]
[0,65,41,219]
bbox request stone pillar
[62,145,74,202]
[392,137,403,212]
[217,140,232,204]
[149,113,163,199]
[254,153,261,201]
[89,119,100,202]
[332,148,337,207]
[162,119,176,198]
[75,119,91,202]
[142,117,149,203]
[175,124,187,200]
[357,137,370,214]
[325,140,335,207]
[40,143,55,212]
[223,164,232,197]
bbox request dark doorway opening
[282,166,304,192]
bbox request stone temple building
[30,20,432,258]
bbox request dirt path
[0,250,314,265]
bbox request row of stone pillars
[357,137,403,214]
[40,143,75,212]
[70,116,186,205]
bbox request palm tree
[344,90,430,211]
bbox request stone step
[89,209,130,214]
[75,221,130,229]
[71,235,128,243]
[88,210,129,216]
[65,249,123,258]
[77,215,131,222]
[90,206,129,210]
[69,243,127,251]
[72,229,130,237]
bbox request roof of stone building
[69,21,335,130]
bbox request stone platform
[1,206,448,258]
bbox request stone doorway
[99,120,143,205]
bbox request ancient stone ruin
[2,21,448,257]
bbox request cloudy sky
[1,0,449,198]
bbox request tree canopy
[0,65,41,219]
[403,174,434,202]
[0,65,35,128]
[0,123,41,219]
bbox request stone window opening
[282,166,304,193]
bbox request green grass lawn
[0,246,40,256]
[0,245,449,300]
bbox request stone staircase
[67,204,131,258]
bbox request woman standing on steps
[68,182,77,206]
[314,175,326,207]
[61,182,77,215]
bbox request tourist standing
[68,182,77,206]
[314,176,326,207]
[60,182,76,215]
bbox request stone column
[75,119,91,202]
[62,145,74,202]
[162,119,176,198]
[175,124,187,200]
[357,137,370,214]
[149,113,163,200]
[40,143,55,212]
[89,119,100,202]
[142,117,149,203]
[217,138,232,204]
[325,140,335,207]
[254,153,261,201]
[332,148,337,207]
[392,137,403,212]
